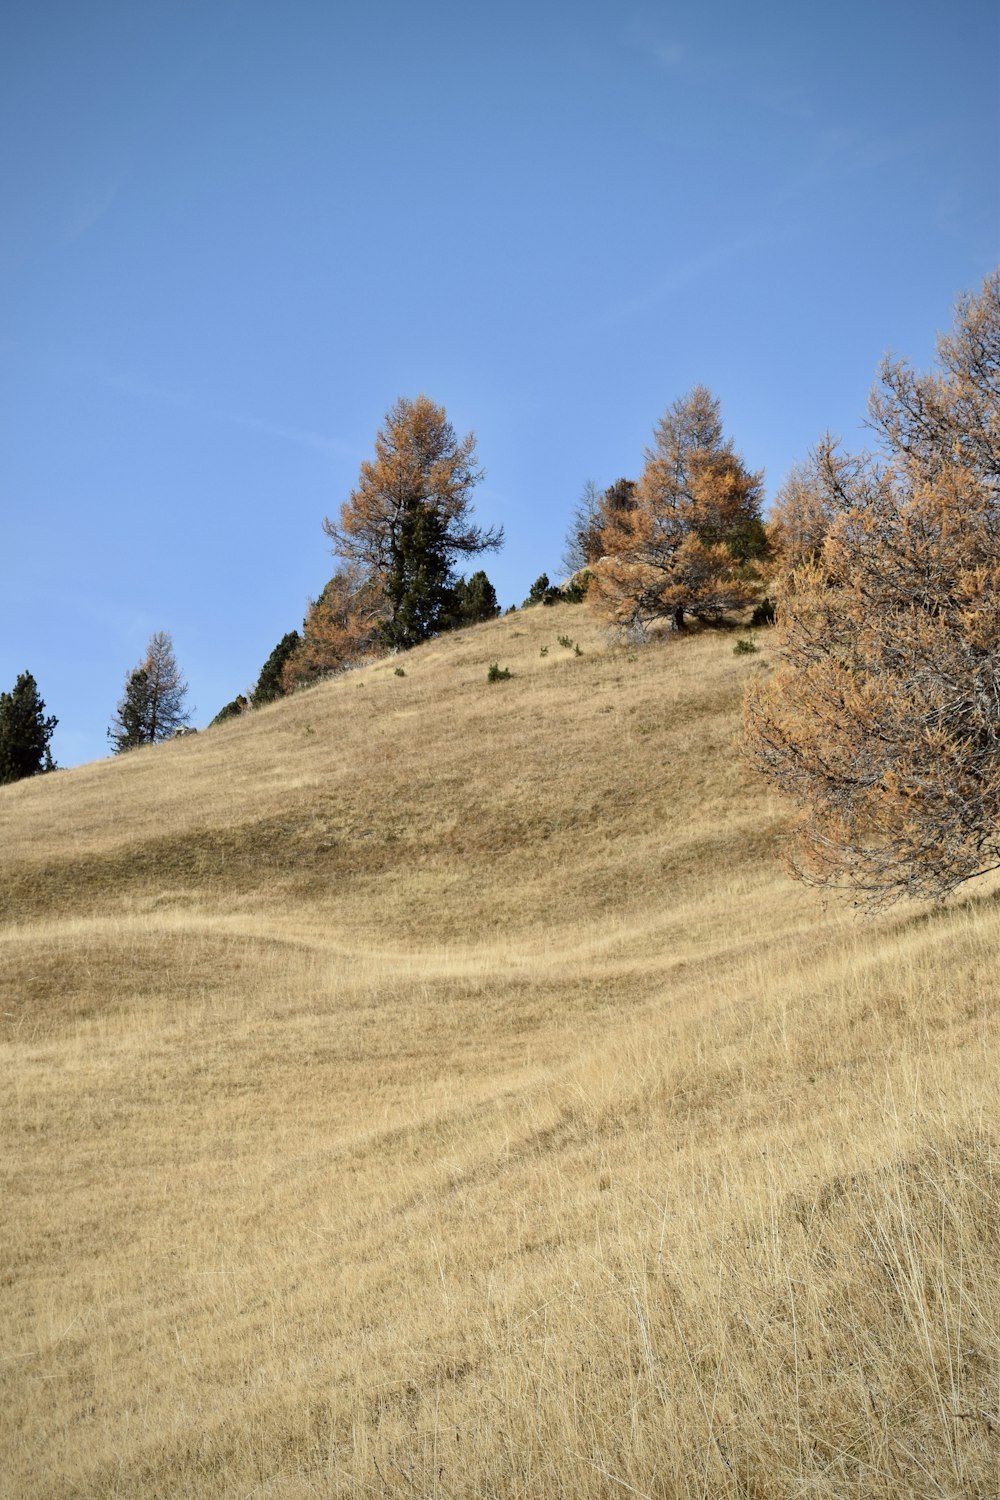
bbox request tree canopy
[766,449,843,569]
[252,631,301,706]
[323,395,502,651]
[453,570,500,626]
[590,387,766,633]
[743,268,1000,908]
[563,478,637,576]
[0,672,57,784]
[109,632,190,753]
[281,566,385,691]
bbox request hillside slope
[2,605,997,1499]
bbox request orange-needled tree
[766,446,848,569]
[281,566,385,691]
[743,268,1000,908]
[323,395,502,651]
[590,386,767,634]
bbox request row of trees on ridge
[211,396,505,713]
[9,267,1000,922]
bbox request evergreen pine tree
[382,504,458,648]
[209,695,249,727]
[108,667,154,753]
[0,672,58,784]
[524,573,549,606]
[252,631,301,706]
[453,570,500,625]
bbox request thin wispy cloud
[771,123,932,210]
[749,82,817,124]
[653,40,685,69]
[6,343,358,458]
[226,411,358,457]
[65,590,159,648]
[584,224,793,337]
[624,17,688,72]
[64,171,127,243]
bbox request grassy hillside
[2,604,997,1499]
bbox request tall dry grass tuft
[1,605,997,1497]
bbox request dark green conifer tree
[523,573,551,606]
[453,570,500,625]
[0,672,58,784]
[382,504,458,648]
[209,695,249,727]
[252,631,301,705]
[108,667,154,753]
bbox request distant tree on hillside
[252,631,301,706]
[563,478,636,575]
[207,631,302,727]
[590,387,767,634]
[743,267,1000,908]
[109,631,190,753]
[209,695,249,727]
[381,501,459,648]
[562,480,603,575]
[281,566,385,690]
[0,672,57,784]
[523,573,553,606]
[323,395,503,651]
[452,570,500,626]
[110,668,154,752]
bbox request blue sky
[2,0,997,768]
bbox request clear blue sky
[2,0,998,768]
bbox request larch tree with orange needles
[281,565,385,691]
[766,445,848,569]
[562,477,637,576]
[323,395,502,651]
[743,268,1000,908]
[590,386,767,634]
[108,631,191,752]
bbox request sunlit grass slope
[2,605,997,1499]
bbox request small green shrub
[574,643,583,656]
[733,635,759,656]
[394,666,406,677]
[751,597,776,627]
[557,635,573,649]
[539,646,549,657]
[487,663,511,682]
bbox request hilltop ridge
[0,604,780,940]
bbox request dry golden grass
[1,604,997,1498]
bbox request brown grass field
[2,603,997,1498]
